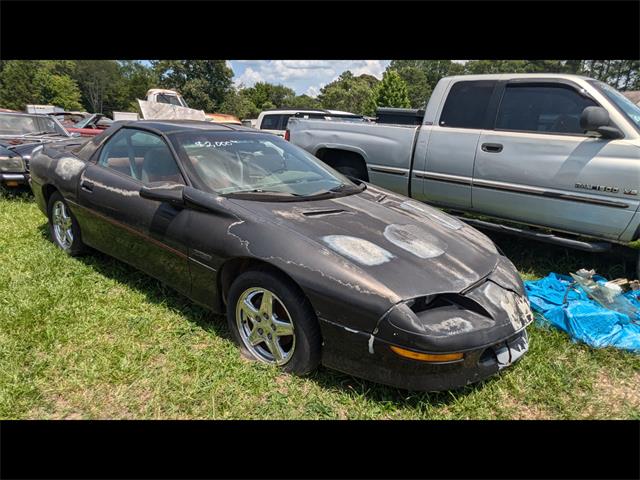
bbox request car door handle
[481,143,503,153]
[80,180,94,192]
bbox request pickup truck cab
[288,74,640,260]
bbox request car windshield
[590,80,640,131]
[0,114,67,136]
[157,93,188,107]
[170,131,357,198]
[74,114,112,129]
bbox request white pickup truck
[288,73,640,263]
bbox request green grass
[1,189,638,419]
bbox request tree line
[0,60,637,118]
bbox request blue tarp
[524,273,640,353]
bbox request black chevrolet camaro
[29,120,533,391]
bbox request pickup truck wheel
[47,191,86,256]
[227,269,321,375]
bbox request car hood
[230,185,501,300]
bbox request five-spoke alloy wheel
[236,287,295,366]
[47,191,86,256]
[227,269,321,375]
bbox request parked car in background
[256,109,364,137]
[141,88,238,124]
[289,73,640,272]
[0,112,78,188]
[242,118,257,129]
[28,119,533,391]
[205,112,242,125]
[65,113,113,137]
[49,111,90,128]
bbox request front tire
[227,269,321,375]
[47,191,86,256]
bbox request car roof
[0,111,51,118]
[260,109,330,115]
[121,119,261,134]
[444,73,593,82]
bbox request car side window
[439,81,496,129]
[98,129,137,178]
[495,84,598,135]
[98,129,185,185]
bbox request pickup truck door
[416,80,498,209]
[75,127,192,295]
[472,80,640,241]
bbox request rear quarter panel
[29,143,88,213]
[288,118,419,196]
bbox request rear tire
[227,269,321,375]
[47,191,86,256]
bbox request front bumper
[319,318,529,391]
[1,172,29,187]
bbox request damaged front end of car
[318,256,534,391]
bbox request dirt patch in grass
[499,392,554,419]
[583,371,640,418]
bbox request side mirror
[580,106,623,139]
[139,182,185,207]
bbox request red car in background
[49,112,113,137]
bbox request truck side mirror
[580,106,622,139]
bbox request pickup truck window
[261,114,291,130]
[496,84,597,135]
[439,81,495,129]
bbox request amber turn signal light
[390,345,464,362]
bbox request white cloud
[234,67,264,88]
[349,60,387,79]
[305,84,323,98]
[231,60,390,93]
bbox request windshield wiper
[225,189,300,197]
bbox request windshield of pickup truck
[590,80,640,131]
[170,131,357,198]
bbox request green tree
[0,60,82,111]
[578,60,640,90]
[153,60,234,112]
[372,70,411,110]
[390,65,431,108]
[34,70,83,110]
[317,71,379,115]
[219,88,260,119]
[241,82,296,110]
[73,60,123,113]
[118,60,159,111]
[284,94,322,110]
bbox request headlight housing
[0,155,25,172]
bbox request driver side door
[472,81,639,240]
[75,127,192,295]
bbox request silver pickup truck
[288,73,640,264]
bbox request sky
[228,60,391,97]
